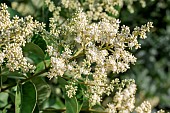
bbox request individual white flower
[75,36,82,43]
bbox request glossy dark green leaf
[58,77,67,88]
[31,34,47,53]
[20,82,37,113]
[23,42,45,64]
[31,77,51,105]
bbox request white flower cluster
[45,0,147,21]
[46,9,153,109]
[106,79,136,113]
[65,81,78,98]
[4,43,35,72]
[0,4,44,72]
[113,84,136,111]
[45,0,61,20]
[0,1,157,113]
[61,0,80,9]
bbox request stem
[69,47,84,61]
[108,48,115,53]
[99,43,116,51]
[62,75,108,87]
[57,19,67,27]
[80,81,108,87]
[1,66,50,92]
[42,108,108,113]
[21,67,49,83]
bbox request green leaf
[42,97,65,110]
[21,82,37,113]
[15,85,21,113]
[35,60,50,74]
[58,77,67,88]
[2,104,12,113]
[65,96,78,113]
[31,34,47,53]
[7,7,21,18]
[23,42,45,64]
[76,85,83,112]
[9,91,15,104]
[77,101,83,113]
[81,97,89,110]
[52,97,65,109]
[58,77,79,113]
[31,77,51,105]
[1,70,25,80]
[0,92,9,108]
[0,77,7,90]
[33,104,39,113]
[91,104,105,111]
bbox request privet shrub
[0,0,166,113]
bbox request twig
[42,108,108,113]
[1,66,50,92]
